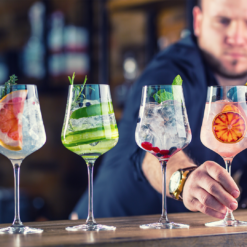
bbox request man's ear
[193,6,202,37]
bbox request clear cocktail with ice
[135,85,192,229]
[136,100,191,161]
[0,95,46,160]
[0,84,46,234]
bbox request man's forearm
[142,151,196,197]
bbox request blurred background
[0,0,196,223]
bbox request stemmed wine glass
[201,85,247,227]
[61,84,119,231]
[135,85,192,229]
[0,85,46,234]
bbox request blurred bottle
[114,53,139,109]
[22,2,46,79]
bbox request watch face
[169,171,182,193]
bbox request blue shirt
[74,35,247,218]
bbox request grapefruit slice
[0,90,28,151]
[212,110,246,144]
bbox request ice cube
[29,128,39,140]
[159,103,175,120]
[138,123,154,142]
[144,107,155,119]
[141,124,151,131]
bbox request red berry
[141,142,153,151]
[160,150,169,155]
[152,147,160,153]
[163,154,171,158]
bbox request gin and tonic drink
[62,99,118,162]
[201,86,247,227]
[135,85,192,229]
[0,84,46,234]
[61,84,119,231]
[136,100,191,160]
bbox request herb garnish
[1,74,18,98]
[68,73,88,131]
[68,72,88,108]
[172,75,183,85]
[153,75,183,103]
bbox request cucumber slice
[70,102,114,119]
[62,125,118,147]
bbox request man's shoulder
[152,35,202,69]
[137,35,205,87]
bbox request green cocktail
[62,102,119,161]
[61,83,119,231]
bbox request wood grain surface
[1,211,247,247]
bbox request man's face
[194,0,247,78]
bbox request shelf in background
[107,0,185,12]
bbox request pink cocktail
[201,100,247,158]
[200,86,247,227]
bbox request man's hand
[142,151,240,219]
[183,161,240,219]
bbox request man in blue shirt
[72,0,247,220]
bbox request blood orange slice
[0,90,28,151]
[222,104,240,113]
[212,110,246,144]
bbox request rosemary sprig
[72,75,88,107]
[68,72,76,85]
[68,73,88,107]
[1,74,18,98]
[68,73,88,131]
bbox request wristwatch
[169,166,197,201]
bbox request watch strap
[171,166,197,201]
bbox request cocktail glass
[135,85,192,229]
[61,84,119,231]
[201,85,247,227]
[0,85,46,234]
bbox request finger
[194,187,227,214]
[191,198,226,219]
[200,174,238,210]
[205,161,240,198]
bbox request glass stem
[11,160,23,227]
[159,160,169,223]
[86,161,96,226]
[224,158,235,223]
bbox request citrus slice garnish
[212,110,246,144]
[222,104,240,113]
[0,90,28,151]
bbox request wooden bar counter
[1,211,247,247]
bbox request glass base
[0,226,43,234]
[205,219,247,227]
[140,222,190,229]
[66,224,116,231]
